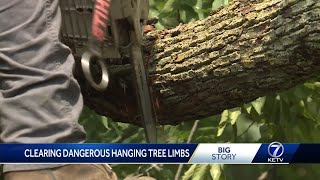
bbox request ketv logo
[267,142,284,163]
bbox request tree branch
[70,0,320,126]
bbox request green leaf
[180,1,197,7]
[217,110,229,137]
[305,82,320,90]
[149,9,159,18]
[251,97,266,115]
[178,5,198,23]
[259,123,276,141]
[192,164,210,180]
[212,0,225,10]
[243,104,253,114]
[182,164,198,180]
[210,164,222,180]
[237,114,261,142]
[229,107,241,125]
[101,116,110,130]
[159,0,177,18]
[194,0,204,19]
[305,100,320,121]
[155,23,165,30]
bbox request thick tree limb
[71,0,320,126]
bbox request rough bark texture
[72,0,320,126]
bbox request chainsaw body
[60,0,148,59]
[88,0,149,59]
[59,0,157,143]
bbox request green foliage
[182,164,225,180]
[149,0,227,29]
[79,0,320,179]
[210,164,224,180]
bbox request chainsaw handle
[81,51,109,91]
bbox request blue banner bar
[0,144,197,163]
[290,144,320,163]
[0,143,319,164]
[251,143,299,163]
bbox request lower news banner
[0,143,319,164]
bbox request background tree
[78,0,320,179]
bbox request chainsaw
[72,0,157,143]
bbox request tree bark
[70,0,320,126]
